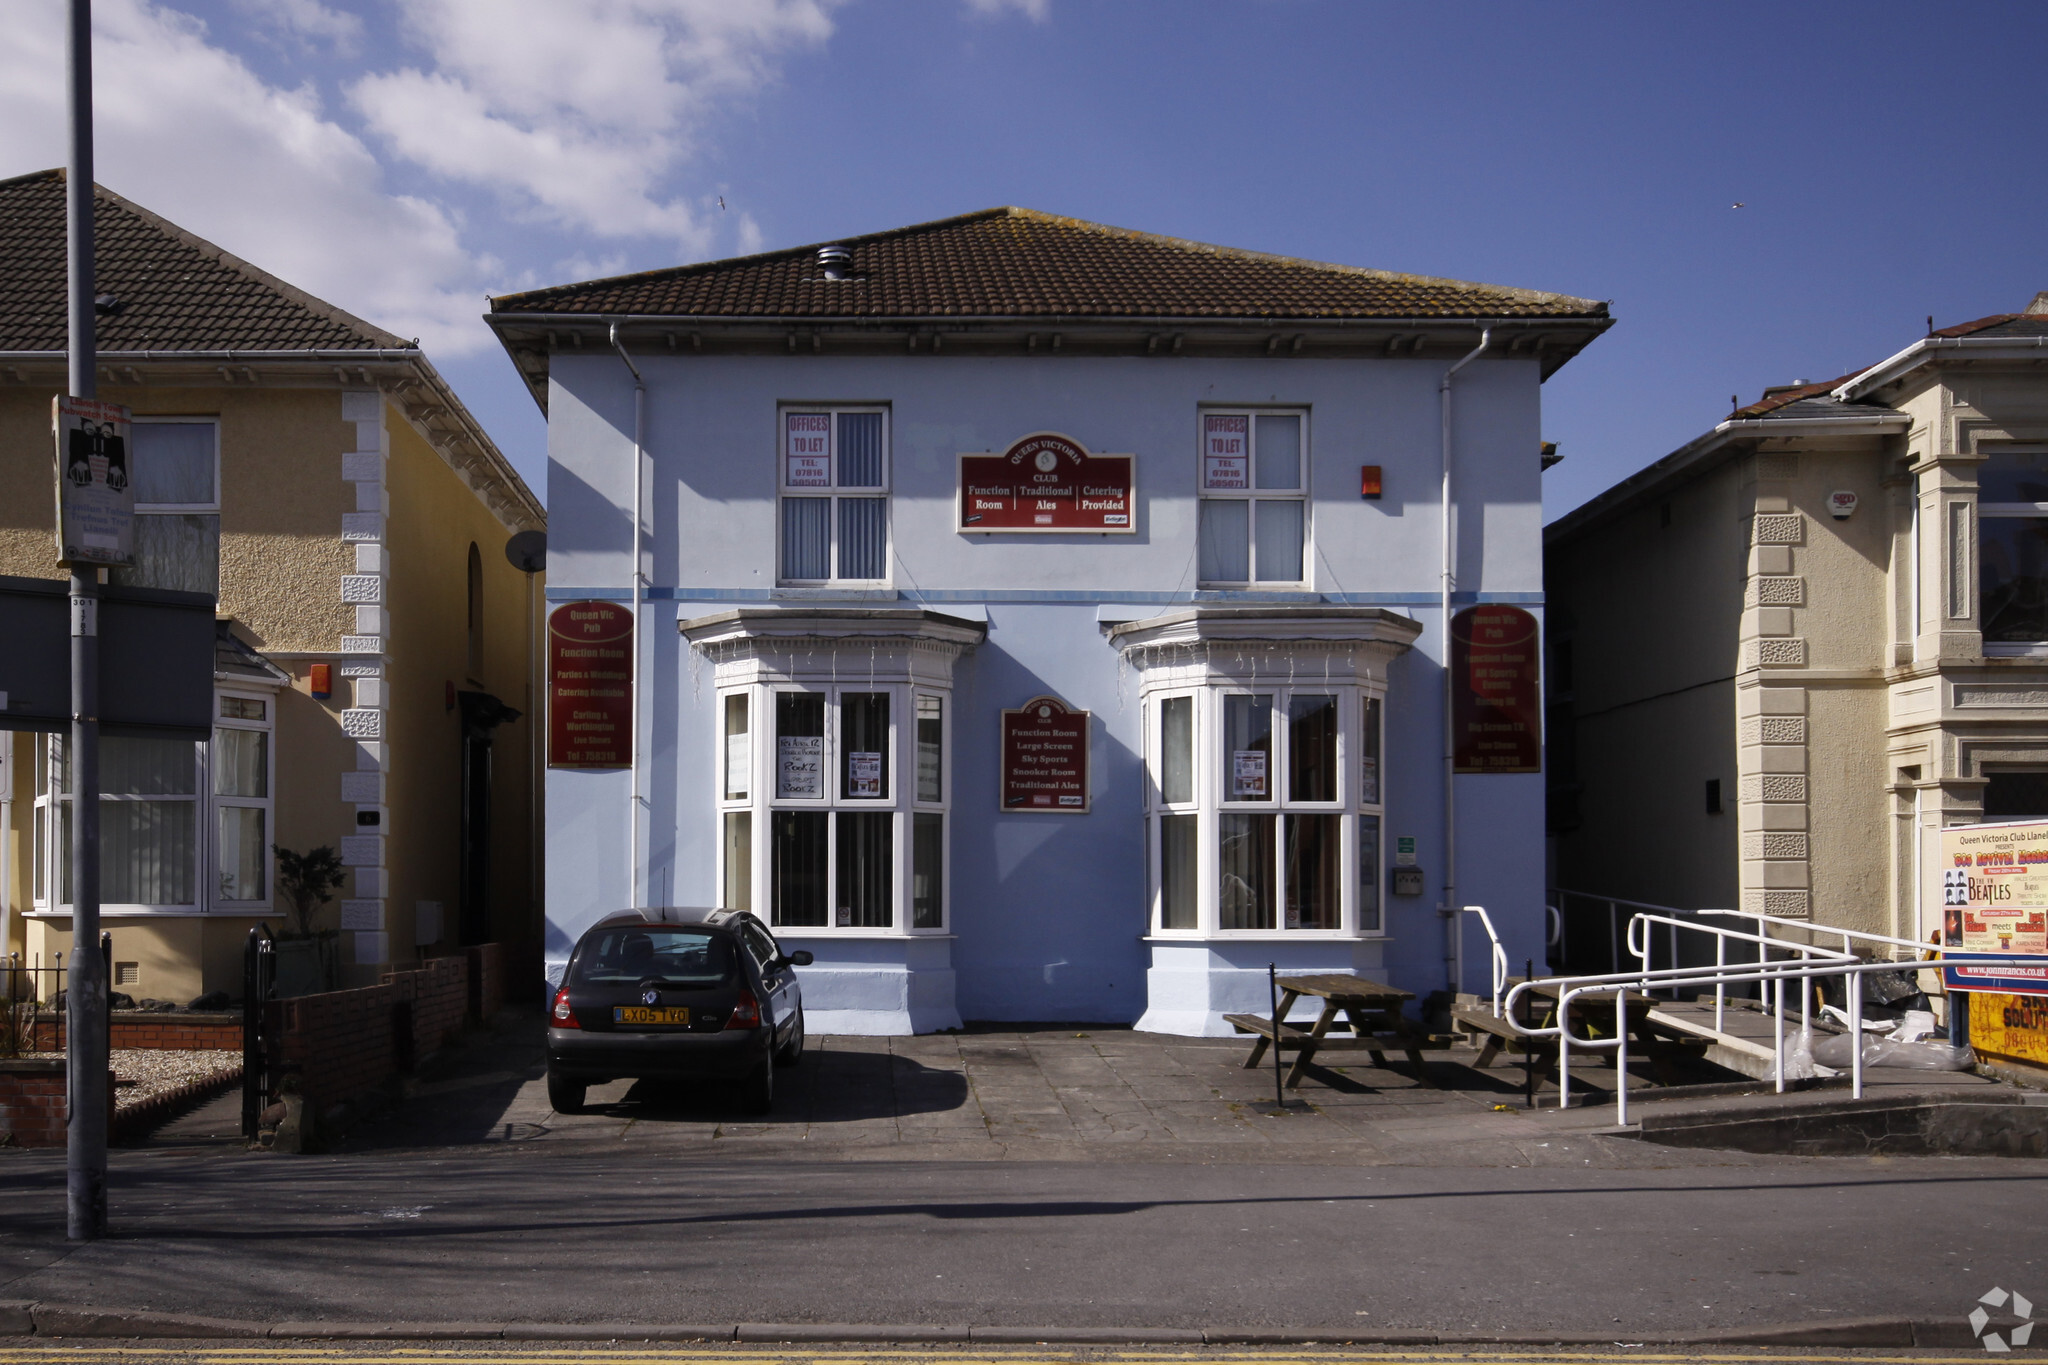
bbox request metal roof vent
[816,243,852,281]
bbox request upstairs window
[1199,411,1307,587]
[1980,450,2048,645]
[111,418,219,597]
[780,409,889,584]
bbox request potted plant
[273,844,345,997]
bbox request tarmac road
[0,1148,2043,1337]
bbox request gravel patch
[25,1049,242,1112]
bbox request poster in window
[957,432,1134,533]
[785,413,831,487]
[847,751,883,797]
[1450,605,1542,773]
[777,735,823,797]
[1359,757,1379,806]
[1203,414,1249,490]
[1000,695,1090,812]
[1232,750,1268,799]
[1937,820,2048,1003]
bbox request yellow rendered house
[0,169,544,1000]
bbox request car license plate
[614,1006,690,1026]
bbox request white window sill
[766,929,956,941]
[1142,931,1390,943]
[1983,643,2048,658]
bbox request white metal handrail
[1461,904,1509,1016]
[1700,907,1938,960]
[1625,909,1852,1037]
[1501,950,2033,1128]
[1554,889,1717,975]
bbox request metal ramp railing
[1505,906,2035,1127]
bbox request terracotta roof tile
[491,207,1609,322]
[0,168,405,353]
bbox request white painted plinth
[774,934,961,1035]
[1134,938,1390,1036]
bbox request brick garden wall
[28,1012,242,1053]
[0,1062,113,1148]
[466,943,504,1026]
[266,950,496,1115]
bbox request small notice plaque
[548,601,632,769]
[1451,605,1541,774]
[1000,694,1090,812]
[958,432,1134,533]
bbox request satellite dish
[504,529,547,574]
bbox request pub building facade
[489,209,1611,1032]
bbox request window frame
[777,405,892,586]
[715,680,950,935]
[1977,446,2048,652]
[1197,407,1311,589]
[210,690,276,911]
[1144,683,1386,938]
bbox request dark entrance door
[458,691,521,945]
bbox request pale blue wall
[541,350,1551,1015]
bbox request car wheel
[775,1005,806,1067]
[547,1069,587,1115]
[739,1041,774,1114]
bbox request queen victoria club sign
[1001,695,1091,812]
[958,432,1134,533]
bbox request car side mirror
[783,950,813,967]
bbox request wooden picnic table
[1226,974,1449,1089]
[1451,978,1708,1082]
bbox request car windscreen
[569,929,738,987]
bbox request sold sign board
[53,396,134,568]
[547,601,632,769]
[958,432,1134,533]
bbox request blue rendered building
[487,209,1610,1033]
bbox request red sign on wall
[548,601,632,769]
[958,432,1134,533]
[1451,605,1541,774]
[1000,695,1091,812]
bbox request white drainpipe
[609,324,646,909]
[1439,325,1492,994]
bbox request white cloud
[0,0,489,353]
[962,0,1049,21]
[350,0,839,249]
[230,0,365,53]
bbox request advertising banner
[547,601,632,769]
[958,432,1134,533]
[1939,819,2048,998]
[1000,694,1090,811]
[53,396,134,568]
[1451,605,1541,773]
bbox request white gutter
[1438,326,1491,994]
[1835,334,2048,402]
[609,323,647,910]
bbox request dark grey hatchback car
[546,906,811,1115]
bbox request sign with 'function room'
[1000,695,1091,812]
[547,601,632,769]
[1451,605,1542,774]
[958,432,1134,533]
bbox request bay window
[717,682,950,932]
[1199,410,1307,586]
[30,688,275,914]
[1979,449,2048,646]
[1144,684,1386,936]
[780,408,889,584]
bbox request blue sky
[5,0,2045,519]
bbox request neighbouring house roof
[490,206,1612,323]
[0,168,405,352]
[215,620,290,685]
[0,168,541,531]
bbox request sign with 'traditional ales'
[1451,605,1541,774]
[1000,695,1090,812]
[958,432,1134,533]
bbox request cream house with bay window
[1548,295,2048,968]
[0,169,544,1000]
